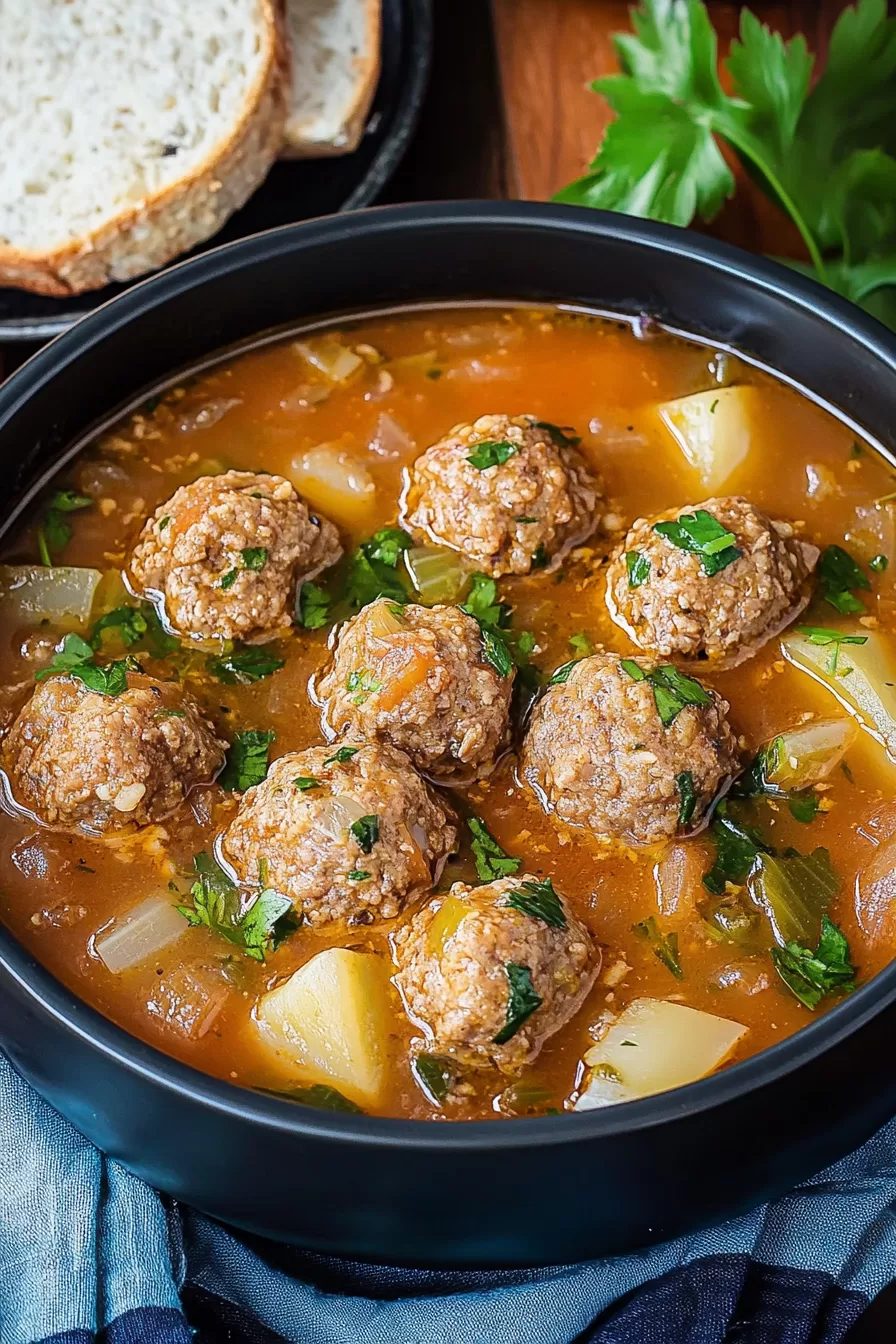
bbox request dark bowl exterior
[2,203,896,1267]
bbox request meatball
[130,470,342,642]
[392,875,598,1072]
[314,598,513,780]
[605,496,818,666]
[520,652,739,847]
[401,414,602,576]
[221,743,457,928]
[3,673,226,834]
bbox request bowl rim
[2,198,896,1151]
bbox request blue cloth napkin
[2,1051,894,1344]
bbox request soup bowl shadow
[1,202,895,1266]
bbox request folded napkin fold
[2,1052,894,1344]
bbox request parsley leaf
[549,659,579,686]
[207,646,285,685]
[345,532,409,609]
[296,581,331,630]
[324,745,361,765]
[653,509,741,576]
[36,490,93,566]
[90,606,148,650]
[818,544,870,614]
[797,625,868,675]
[493,963,542,1044]
[259,1083,362,1113]
[632,915,684,978]
[479,626,514,678]
[504,877,567,928]
[703,806,768,894]
[364,527,412,567]
[347,870,370,882]
[220,569,239,591]
[626,550,651,588]
[468,817,522,882]
[569,631,594,657]
[460,573,515,678]
[466,440,519,470]
[350,814,379,853]
[412,1053,457,1104]
[346,669,382,703]
[788,793,820,824]
[36,634,136,696]
[771,914,857,1009]
[219,729,274,792]
[871,554,889,573]
[554,0,896,330]
[676,770,697,828]
[35,632,95,681]
[294,776,322,791]
[621,658,712,726]
[241,547,268,571]
[177,851,297,963]
[51,490,93,513]
[534,421,581,447]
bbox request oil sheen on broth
[0,306,894,1122]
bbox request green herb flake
[208,646,285,685]
[535,421,581,447]
[549,659,579,686]
[504,877,567,929]
[347,870,371,882]
[426,368,442,381]
[35,632,96,681]
[632,915,684,978]
[159,516,171,531]
[36,490,93,565]
[50,490,93,513]
[350,814,379,854]
[413,1053,456,1103]
[241,546,268,572]
[710,398,719,413]
[870,554,889,573]
[219,569,239,591]
[788,792,820,824]
[468,817,522,882]
[344,531,410,608]
[531,543,549,570]
[569,631,594,657]
[297,581,331,630]
[620,658,646,681]
[479,626,514,678]
[178,851,296,964]
[324,746,361,765]
[819,545,870,615]
[515,515,538,524]
[261,1083,362,1113]
[70,658,135,697]
[90,605,148,650]
[797,626,868,675]
[653,509,741,576]
[623,660,711,726]
[219,729,275,792]
[771,914,857,1010]
[676,770,697,828]
[461,572,509,629]
[364,527,412,568]
[626,550,651,588]
[293,776,322,792]
[493,963,542,1044]
[346,668,382,703]
[703,806,767,895]
[466,440,519,470]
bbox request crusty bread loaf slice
[0,0,289,296]
[281,0,381,158]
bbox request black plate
[0,0,432,341]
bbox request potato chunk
[657,386,759,490]
[256,948,392,1107]
[575,998,747,1109]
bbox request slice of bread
[0,0,289,296]
[281,0,381,158]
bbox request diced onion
[294,339,363,384]
[386,348,437,373]
[575,999,748,1109]
[653,843,706,920]
[365,599,406,640]
[314,795,369,841]
[95,896,186,974]
[761,717,856,791]
[443,323,521,349]
[445,360,521,383]
[177,399,241,432]
[280,382,330,411]
[147,961,231,1038]
[404,546,469,605]
[0,565,102,627]
[370,413,414,459]
[856,834,896,943]
[289,445,376,529]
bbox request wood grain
[490,0,856,258]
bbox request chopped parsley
[219,729,275,792]
[325,745,361,765]
[626,550,651,588]
[345,529,411,608]
[296,581,331,630]
[468,817,522,882]
[90,606,148,650]
[818,545,870,615]
[788,793,821,824]
[264,1083,362,1113]
[479,626,514,678]
[36,634,137,696]
[676,770,697,828]
[36,490,93,566]
[549,659,579,686]
[155,708,186,720]
[493,963,542,1044]
[35,632,95,681]
[159,515,171,530]
[569,631,594,657]
[466,439,519,470]
[460,573,515,679]
[621,659,712,726]
[797,626,868,675]
[220,569,239,590]
[347,870,370,882]
[346,669,382,703]
[653,509,741,576]
[504,877,567,929]
[363,527,411,567]
[703,806,768,895]
[207,646,285,685]
[413,1053,456,1104]
[515,515,537,524]
[426,368,442,381]
[771,914,857,1010]
[293,776,322,791]
[177,851,296,963]
[531,543,549,569]
[535,421,581,447]
[241,547,268,571]
[350,814,379,853]
[632,916,684,978]
[870,554,889,573]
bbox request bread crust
[280,0,381,158]
[0,0,289,297]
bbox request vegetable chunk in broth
[1,304,895,1121]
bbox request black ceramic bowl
[1,203,896,1268]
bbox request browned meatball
[605,496,818,666]
[4,673,226,834]
[221,743,457,928]
[130,470,341,642]
[520,652,739,847]
[393,876,598,1073]
[314,598,513,780]
[401,414,602,576]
